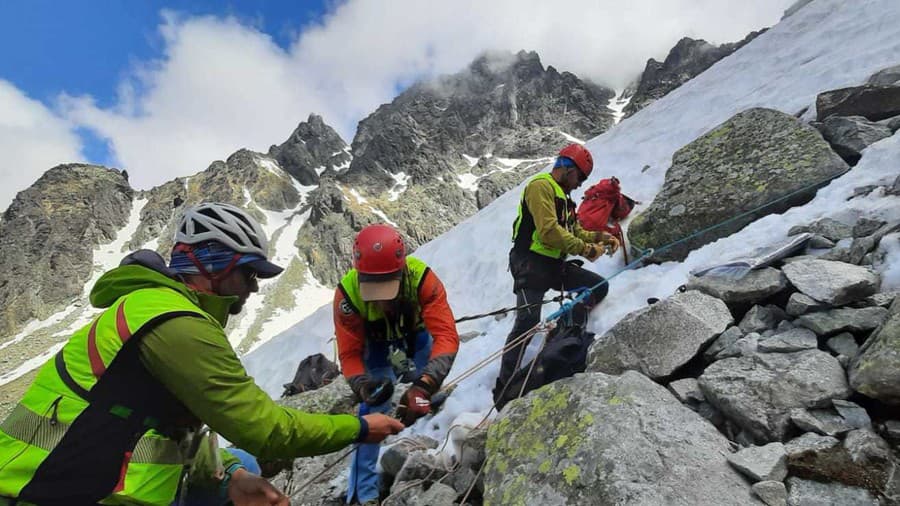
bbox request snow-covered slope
[244,0,900,443]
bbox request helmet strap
[173,243,243,293]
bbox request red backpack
[577,177,636,260]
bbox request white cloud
[0,80,83,211]
[63,0,795,192]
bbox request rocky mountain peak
[267,113,350,186]
[624,31,765,118]
[340,49,615,192]
[0,164,133,337]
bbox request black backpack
[281,353,341,398]
[493,324,595,410]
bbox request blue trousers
[346,331,432,504]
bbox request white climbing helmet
[175,202,269,257]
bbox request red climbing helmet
[558,143,594,180]
[353,224,407,301]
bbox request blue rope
[545,250,654,322]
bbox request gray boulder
[726,442,788,482]
[278,376,357,415]
[628,108,847,262]
[788,218,854,241]
[794,306,889,337]
[853,218,887,238]
[785,293,830,317]
[717,332,761,360]
[849,309,900,405]
[850,291,899,309]
[393,450,448,485]
[739,305,789,334]
[826,332,859,358]
[686,267,788,305]
[705,326,744,361]
[784,429,898,499]
[807,234,835,249]
[269,452,351,506]
[817,115,892,164]
[782,259,880,305]
[483,371,759,505]
[388,481,457,506]
[867,64,900,86]
[587,290,733,379]
[786,478,878,506]
[758,328,818,353]
[753,481,787,506]
[699,350,851,442]
[381,436,440,477]
[816,84,900,121]
[790,409,855,437]
[668,378,706,406]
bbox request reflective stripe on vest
[512,173,572,259]
[339,256,429,341]
[0,287,213,505]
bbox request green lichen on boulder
[628,108,847,262]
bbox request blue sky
[0,0,330,165]
[0,0,792,211]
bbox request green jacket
[0,259,361,505]
[512,173,597,259]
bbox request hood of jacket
[89,249,236,327]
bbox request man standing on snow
[494,144,619,405]
[0,202,403,506]
[334,224,460,505]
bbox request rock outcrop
[0,164,132,339]
[627,108,848,263]
[623,32,764,118]
[483,372,759,505]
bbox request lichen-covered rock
[0,164,133,338]
[483,371,758,505]
[686,267,788,305]
[849,309,900,405]
[587,290,733,379]
[628,108,847,262]
[699,350,851,442]
[782,259,880,305]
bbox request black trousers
[495,249,608,394]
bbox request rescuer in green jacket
[0,202,403,506]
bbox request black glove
[359,377,394,406]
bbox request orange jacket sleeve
[417,269,459,386]
[333,287,366,379]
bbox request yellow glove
[603,235,620,255]
[592,232,620,256]
[582,243,603,262]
